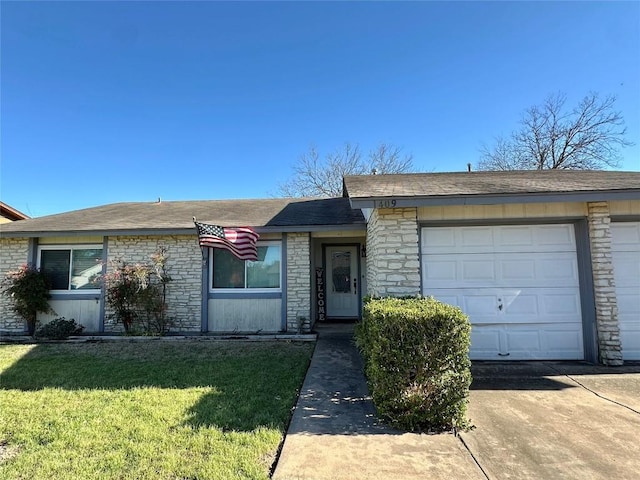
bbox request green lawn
[0,340,314,479]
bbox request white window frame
[37,244,103,294]
[209,240,282,293]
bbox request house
[0,197,366,337]
[0,202,29,223]
[1,170,639,365]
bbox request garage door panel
[505,325,583,360]
[423,227,456,249]
[502,292,539,317]
[497,224,575,248]
[422,226,496,251]
[428,288,580,324]
[504,328,542,357]
[423,225,576,254]
[620,326,640,360]
[469,327,502,359]
[468,324,583,360]
[539,257,579,281]
[499,289,581,320]
[501,259,535,281]
[464,294,501,319]
[611,252,640,284]
[426,290,501,322]
[497,225,534,246]
[499,253,578,283]
[617,287,640,318]
[462,260,496,281]
[611,222,640,361]
[533,224,575,249]
[460,227,494,249]
[423,259,457,282]
[611,223,640,249]
[541,292,582,316]
[542,326,584,354]
[422,252,578,288]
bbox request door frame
[321,243,362,320]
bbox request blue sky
[2,1,639,218]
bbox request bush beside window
[1,264,55,336]
[102,247,173,335]
[355,296,472,433]
[36,317,84,340]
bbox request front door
[326,245,359,318]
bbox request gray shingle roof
[4,170,638,237]
[0,197,365,237]
[344,170,640,203]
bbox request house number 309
[377,199,397,208]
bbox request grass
[0,340,314,479]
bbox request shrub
[102,247,173,335]
[1,264,55,336]
[36,317,84,340]
[355,296,472,432]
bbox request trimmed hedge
[355,296,472,432]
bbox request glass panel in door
[326,246,359,318]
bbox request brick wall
[105,235,203,332]
[0,238,30,332]
[365,208,421,297]
[587,201,623,366]
[286,232,311,332]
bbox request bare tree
[478,92,632,171]
[277,143,414,197]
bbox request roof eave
[259,223,366,233]
[348,189,640,209]
[0,203,29,221]
[0,223,367,239]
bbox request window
[211,242,281,290]
[38,246,103,292]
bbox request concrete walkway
[272,323,484,480]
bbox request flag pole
[193,216,207,265]
[194,216,209,333]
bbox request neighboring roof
[0,197,365,237]
[343,170,640,208]
[0,202,29,221]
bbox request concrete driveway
[460,362,640,480]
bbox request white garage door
[611,222,640,361]
[421,224,584,360]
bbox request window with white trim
[210,241,281,291]
[38,245,103,292]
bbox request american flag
[194,221,259,261]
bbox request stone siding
[365,209,381,297]
[105,235,202,332]
[0,237,30,332]
[286,233,311,332]
[366,208,420,297]
[587,201,623,366]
